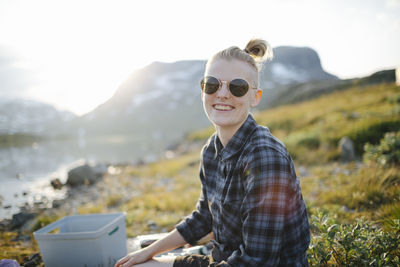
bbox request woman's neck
[216,124,242,147]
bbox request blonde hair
[206,39,273,73]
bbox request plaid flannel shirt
[176,114,310,266]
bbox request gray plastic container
[34,212,127,267]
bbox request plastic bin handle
[34,219,62,234]
[108,226,119,236]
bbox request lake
[0,136,166,219]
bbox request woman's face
[202,58,261,133]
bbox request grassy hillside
[190,82,400,164]
[2,82,399,265]
[78,81,400,264]
[123,82,400,265]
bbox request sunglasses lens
[201,76,220,94]
[229,79,249,97]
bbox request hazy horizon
[1,0,399,115]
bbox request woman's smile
[213,104,235,111]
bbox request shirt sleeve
[225,147,300,267]
[175,165,213,245]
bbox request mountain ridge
[1,46,368,147]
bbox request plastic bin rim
[33,212,126,240]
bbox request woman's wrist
[142,246,157,259]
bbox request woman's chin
[211,118,237,130]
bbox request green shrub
[266,119,294,133]
[298,135,321,149]
[31,215,60,232]
[286,132,321,149]
[308,211,400,266]
[364,131,400,166]
[387,94,400,104]
[345,119,400,154]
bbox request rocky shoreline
[1,162,133,231]
[0,162,142,266]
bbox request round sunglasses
[200,76,257,97]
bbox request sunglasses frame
[200,76,258,97]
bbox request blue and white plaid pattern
[176,114,310,266]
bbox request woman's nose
[217,81,230,98]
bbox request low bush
[344,119,400,155]
[364,131,400,166]
[308,211,400,266]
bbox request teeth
[214,104,233,110]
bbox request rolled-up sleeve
[176,167,213,245]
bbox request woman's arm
[115,229,187,267]
[224,149,309,267]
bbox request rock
[66,164,97,187]
[50,178,63,190]
[341,205,355,213]
[135,158,146,166]
[339,136,355,162]
[298,166,310,177]
[52,199,65,208]
[0,219,11,231]
[92,163,109,178]
[147,220,159,231]
[32,195,49,209]
[22,253,42,267]
[10,211,36,230]
[20,217,38,232]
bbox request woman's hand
[115,229,187,266]
[114,248,152,267]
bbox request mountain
[60,46,338,147]
[260,46,336,86]
[265,68,397,108]
[0,98,76,136]
[0,46,339,147]
[64,60,207,145]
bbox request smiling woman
[115,38,310,267]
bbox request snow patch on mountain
[271,63,309,84]
[0,98,76,135]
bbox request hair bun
[244,39,273,62]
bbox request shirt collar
[213,114,258,161]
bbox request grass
[188,82,400,164]
[0,231,42,264]
[63,151,202,237]
[2,82,399,265]
[0,133,43,147]
[119,82,400,240]
[300,163,400,225]
[120,152,201,236]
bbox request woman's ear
[251,89,262,107]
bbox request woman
[116,39,310,267]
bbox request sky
[0,0,399,116]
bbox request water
[0,136,166,219]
